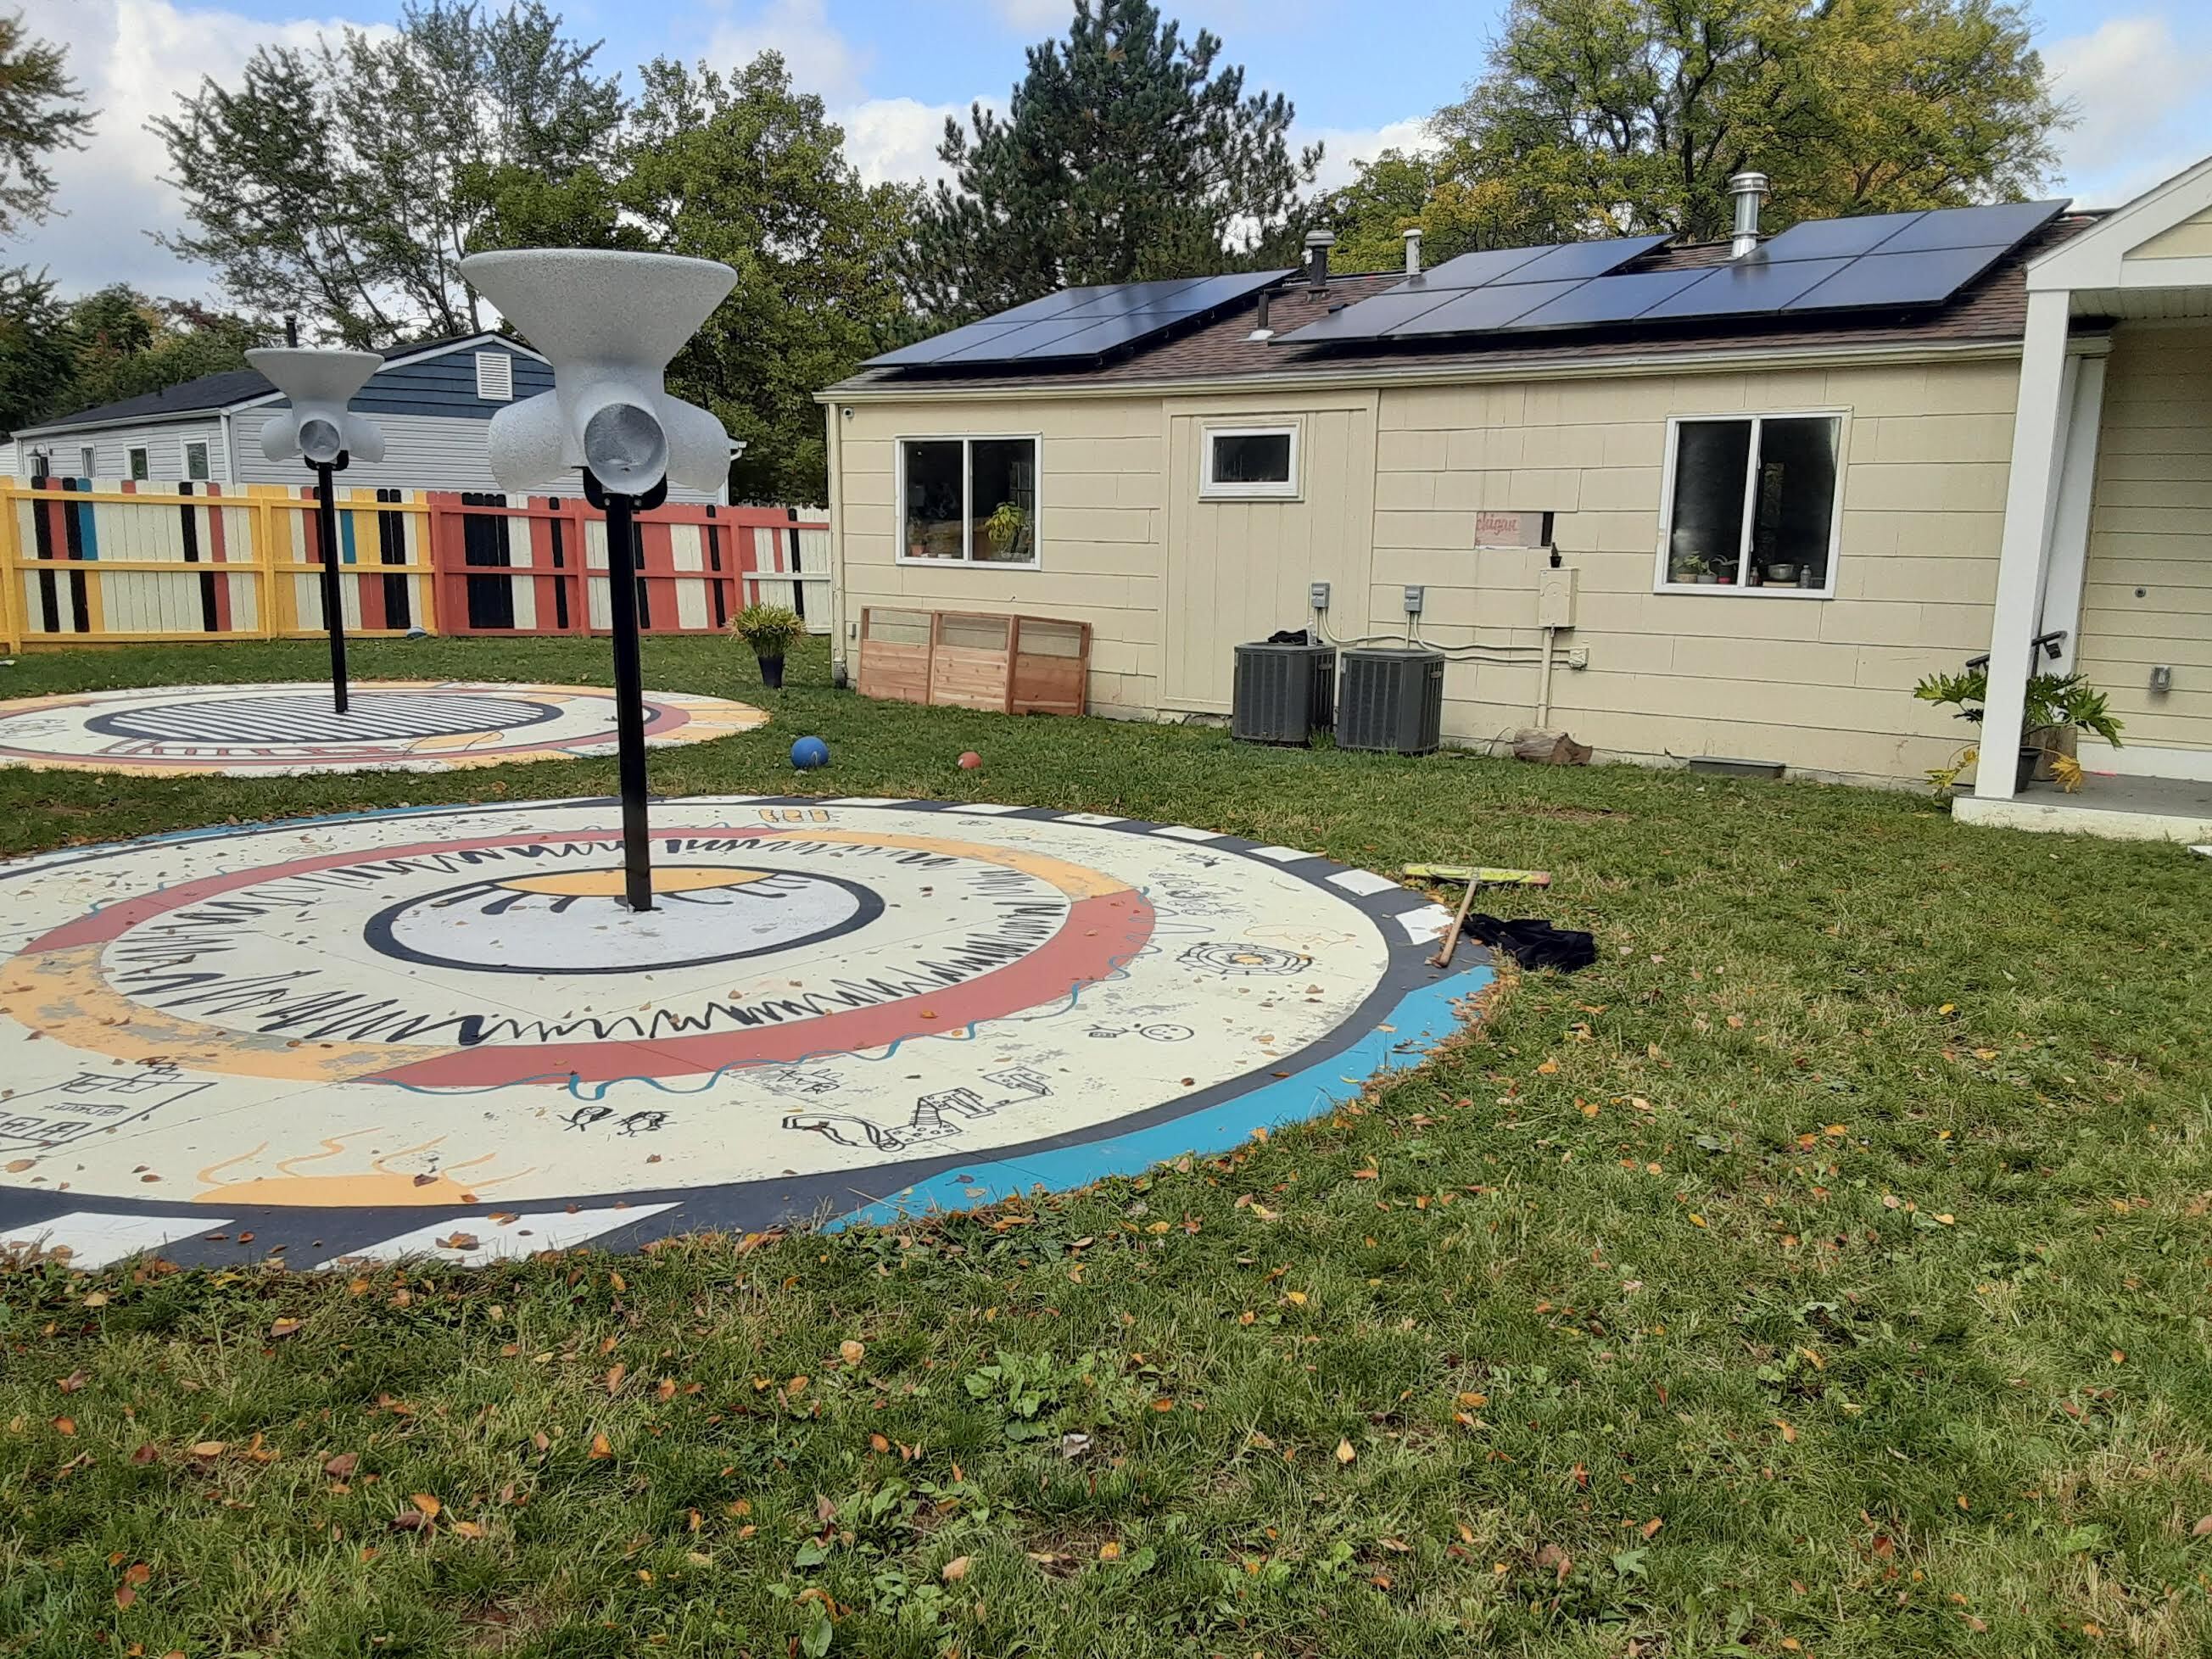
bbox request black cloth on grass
[1466,914,1596,973]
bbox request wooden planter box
[857,607,1091,717]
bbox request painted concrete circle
[0,680,768,775]
[0,797,1490,1267]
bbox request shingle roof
[16,331,533,436]
[831,215,2102,396]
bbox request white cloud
[11,0,387,300]
[1302,116,1433,194]
[992,0,1073,29]
[705,0,868,104]
[836,96,973,189]
[2045,13,2212,207]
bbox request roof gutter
[817,334,2054,408]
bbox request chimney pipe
[1304,227,1336,292]
[1728,171,1768,258]
[1402,226,1423,276]
[1247,288,1275,342]
[284,314,299,348]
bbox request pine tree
[908,0,1319,321]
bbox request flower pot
[757,654,785,690]
[2014,745,2042,791]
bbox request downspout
[1535,626,1556,727]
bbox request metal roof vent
[1402,226,1423,276]
[1304,227,1336,291]
[1247,288,1275,342]
[1729,170,1769,258]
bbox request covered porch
[1958,154,2212,843]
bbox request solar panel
[1283,289,1464,344]
[1386,280,1589,337]
[1492,234,1671,284]
[1875,198,2067,254]
[1780,244,2015,312]
[1509,268,1710,330]
[1405,245,1561,292]
[1755,210,1925,260]
[864,269,1288,367]
[1637,255,1856,321]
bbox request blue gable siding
[270,347,556,422]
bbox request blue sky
[16,0,2212,299]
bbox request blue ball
[790,735,830,770]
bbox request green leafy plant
[1913,664,2123,794]
[729,602,804,660]
[981,500,1028,555]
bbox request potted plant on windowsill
[983,500,1028,561]
[729,602,804,690]
[1913,664,2124,793]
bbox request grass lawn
[3,634,2209,1658]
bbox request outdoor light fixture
[458,248,738,913]
[245,347,388,714]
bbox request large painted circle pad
[0,680,768,774]
[0,798,1489,1266]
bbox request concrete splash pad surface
[0,796,1489,1265]
[0,680,767,774]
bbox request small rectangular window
[128,447,149,482]
[898,436,1040,567]
[475,351,513,401]
[1658,413,1841,595]
[184,440,210,481]
[78,445,94,478]
[1202,424,1299,499]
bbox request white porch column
[2037,349,2109,672]
[1975,289,2075,799]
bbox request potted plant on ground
[1913,663,2124,793]
[729,602,804,689]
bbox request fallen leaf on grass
[605,1363,626,1394]
[187,1440,225,1458]
[2192,1515,2212,1538]
[450,1520,484,1539]
[941,1556,971,1582]
[840,1340,865,1365]
[269,1318,302,1338]
[1774,1419,1798,1444]
[589,1433,613,1459]
[57,1371,88,1394]
[409,1493,442,1518]
[1098,1541,1120,1561]
[324,1453,359,1478]
[1336,1439,1356,1465]
[115,1585,136,1610]
[52,1416,75,1436]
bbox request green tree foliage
[908,0,1320,320]
[0,8,92,239]
[60,288,274,415]
[617,56,916,505]
[155,0,623,345]
[0,264,69,433]
[1336,0,2065,260]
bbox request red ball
[958,751,982,770]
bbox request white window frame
[1653,410,1847,600]
[475,350,513,401]
[1200,421,1302,500]
[127,446,149,482]
[183,440,210,481]
[77,444,94,478]
[894,433,1042,568]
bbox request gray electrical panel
[1232,640,1337,746]
[1337,647,1445,755]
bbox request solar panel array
[1279,200,2069,348]
[867,270,1292,369]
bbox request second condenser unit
[1336,647,1445,755]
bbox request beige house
[821,160,2212,840]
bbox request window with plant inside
[1658,414,1841,595]
[900,436,1038,566]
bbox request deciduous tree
[0,8,92,239]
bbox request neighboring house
[3,332,732,505]
[818,158,2212,838]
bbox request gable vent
[475,351,514,401]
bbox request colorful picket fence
[0,478,830,652]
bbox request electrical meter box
[1537,567,1578,628]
